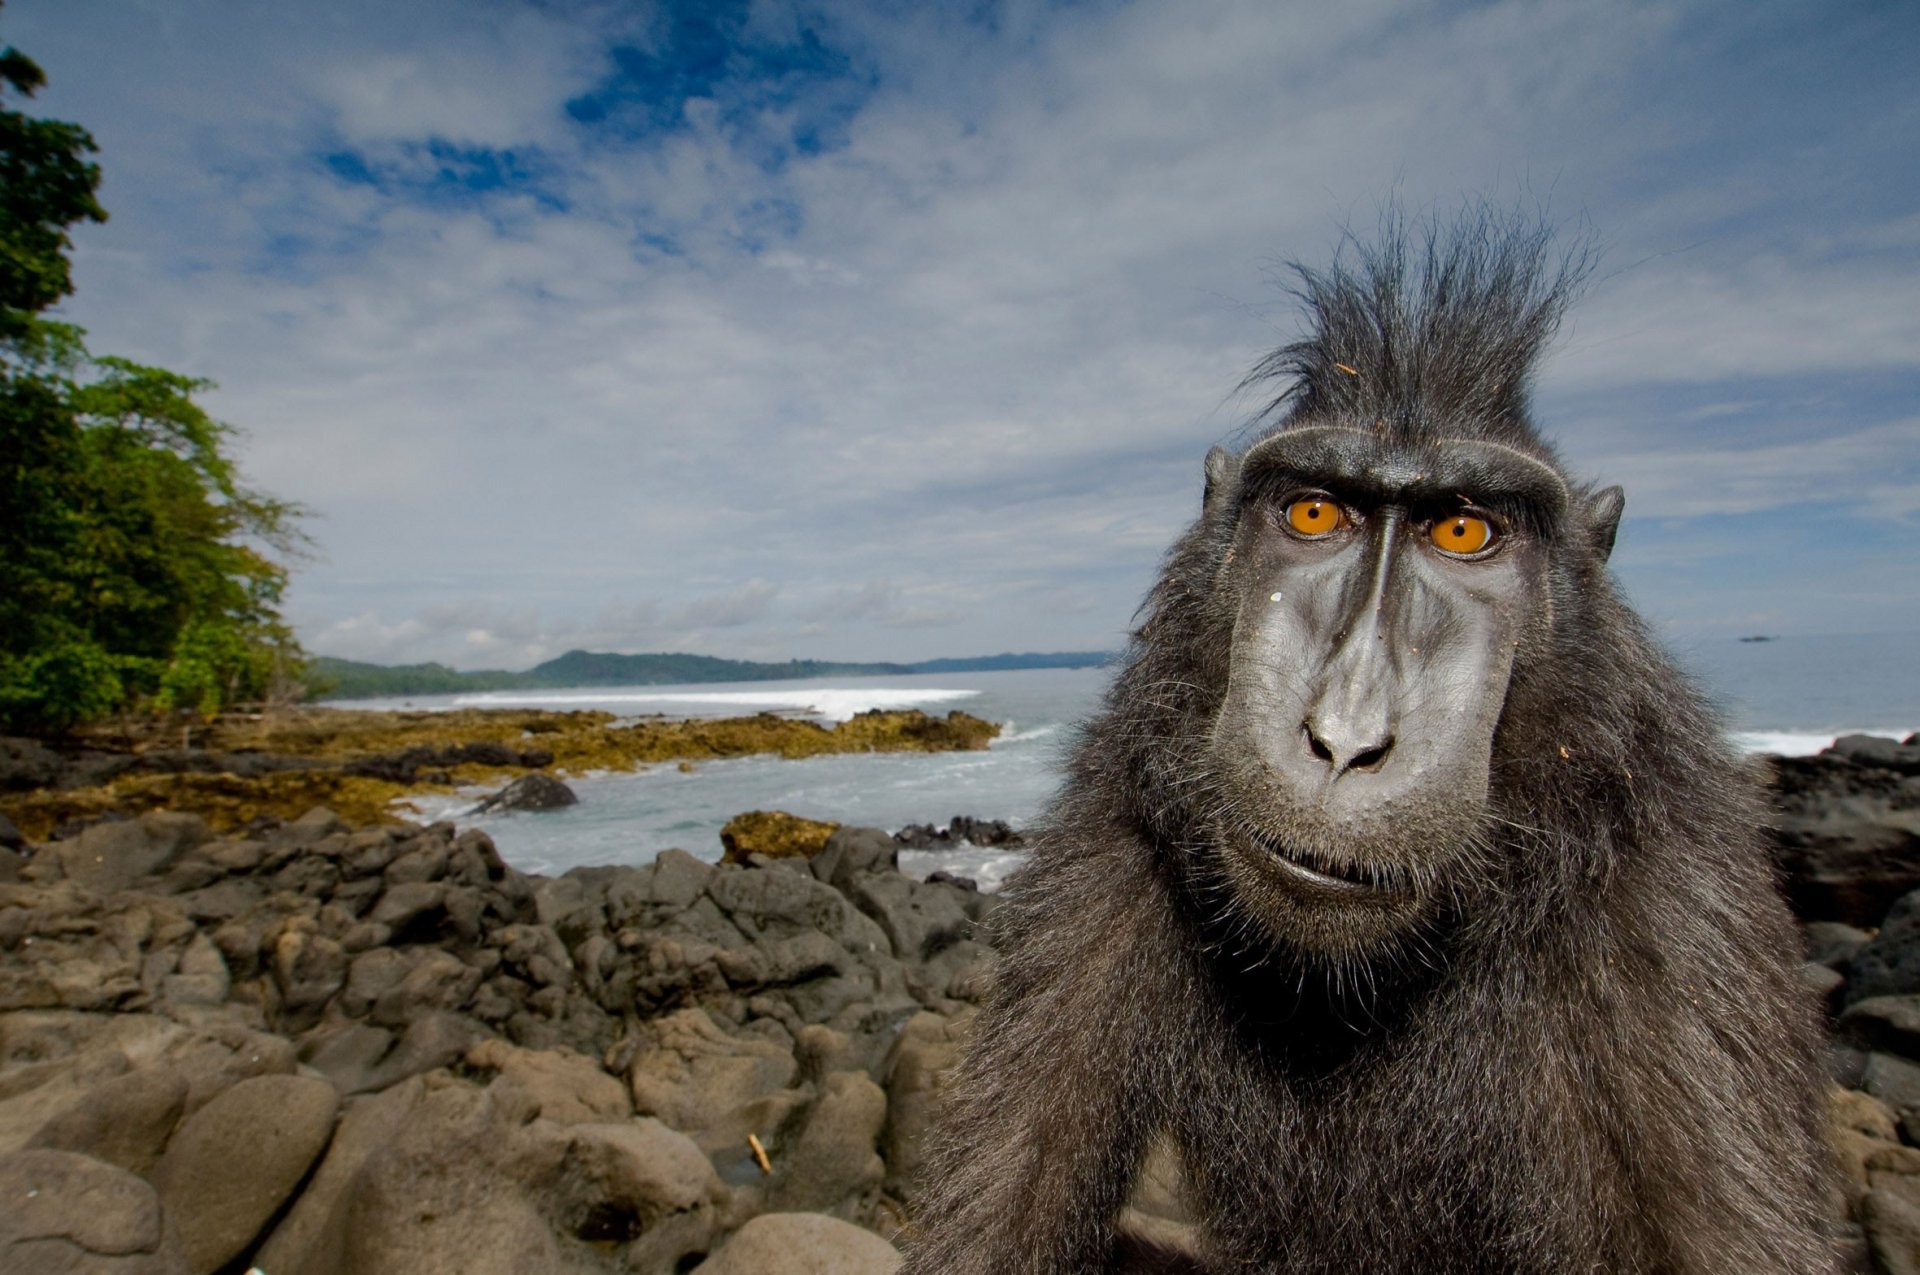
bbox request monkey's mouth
[1248,832,1408,899]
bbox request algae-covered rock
[720,811,841,865]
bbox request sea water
[366,632,1916,882]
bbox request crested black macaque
[899,217,1837,1274]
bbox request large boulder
[307,1078,725,1275]
[254,1077,431,1275]
[149,1073,340,1272]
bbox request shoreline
[0,706,1001,843]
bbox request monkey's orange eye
[1285,497,1347,538]
[1430,513,1497,556]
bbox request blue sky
[7,0,1917,667]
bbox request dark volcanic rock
[1769,744,1920,928]
[810,826,897,890]
[0,736,64,791]
[1835,734,1920,776]
[893,815,1024,851]
[477,772,579,813]
[1846,892,1920,1006]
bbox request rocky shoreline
[0,730,1914,1272]
[0,706,1000,840]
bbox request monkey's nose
[1302,719,1396,776]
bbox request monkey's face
[1201,424,1580,956]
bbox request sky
[6,0,1917,669]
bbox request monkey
[898,213,1837,1274]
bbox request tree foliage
[0,15,305,733]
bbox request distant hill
[306,648,1115,700]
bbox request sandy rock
[537,1119,727,1269]
[1865,1187,1920,1275]
[468,1037,631,1124]
[366,948,481,1028]
[338,1177,565,1275]
[690,1212,901,1275]
[628,1008,800,1154]
[881,1011,970,1204]
[0,735,63,790]
[496,922,575,988]
[384,837,451,886]
[1771,751,1920,928]
[315,1077,721,1275]
[759,1070,887,1222]
[1836,1087,1903,1140]
[368,879,448,931]
[278,807,349,848]
[1871,1144,1920,1217]
[653,848,715,909]
[0,1016,188,1156]
[0,1148,186,1274]
[1867,1053,1920,1118]
[149,1073,339,1272]
[155,1022,297,1113]
[254,1077,430,1275]
[27,1065,187,1175]
[161,933,230,1008]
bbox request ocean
[366,631,1916,884]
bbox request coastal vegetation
[0,24,306,734]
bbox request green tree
[0,14,306,733]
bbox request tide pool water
[360,632,1916,881]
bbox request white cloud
[8,0,1917,665]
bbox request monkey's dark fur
[900,214,1836,1274]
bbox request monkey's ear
[1584,485,1625,562]
[1203,446,1240,519]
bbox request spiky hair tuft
[1246,208,1592,448]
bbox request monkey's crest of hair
[1244,211,1592,450]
